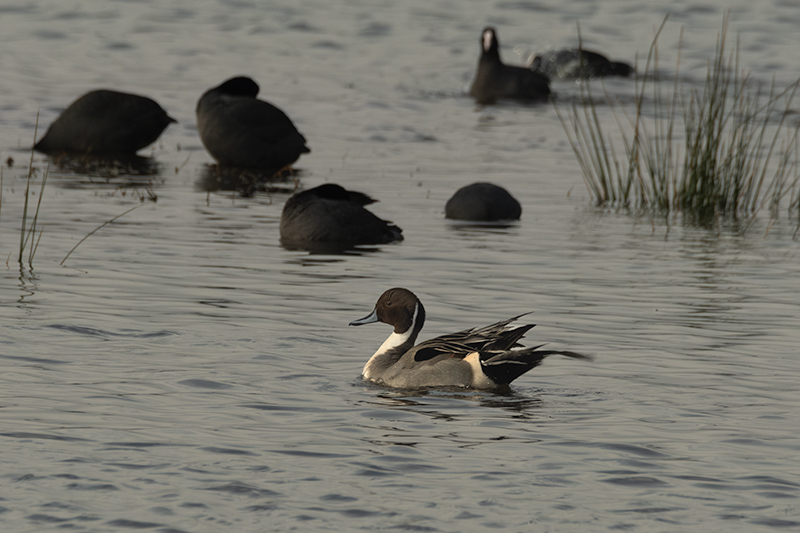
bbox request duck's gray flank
[350,288,590,390]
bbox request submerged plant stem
[60,205,142,266]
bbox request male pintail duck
[35,89,176,156]
[196,76,310,171]
[280,184,403,248]
[469,27,551,105]
[445,182,521,221]
[529,48,633,79]
[350,288,589,389]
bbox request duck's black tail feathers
[479,347,591,386]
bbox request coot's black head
[215,76,260,97]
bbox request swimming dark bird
[350,287,590,389]
[279,184,403,248]
[469,27,551,105]
[34,90,176,156]
[196,76,310,171]
[445,182,521,221]
[530,48,633,79]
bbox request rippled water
[2,0,800,531]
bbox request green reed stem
[19,112,40,263]
[558,12,800,231]
[27,162,49,265]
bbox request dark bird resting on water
[196,76,310,172]
[469,27,551,105]
[529,48,634,79]
[34,89,176,156]
[279,184,403,248]
[445,182,521,221]
[350,288,590,390]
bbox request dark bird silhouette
[530,48,633,79]
[196,76,310,172]
[469,27,551,105]
[34,89,175,156]
[280,184,403,249]
[445,182,522,221]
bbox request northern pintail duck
[350,288,589,389]
[196,76,310,171]
[280,184,403,248]
[35,90,176,156]
[529,48,633,79]
[445,182,521,221]
[469,27,551,105]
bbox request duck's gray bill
[349,309,378,326]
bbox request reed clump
[557,15,800,231]
[14,113,49,267]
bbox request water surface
[2,0,800,531]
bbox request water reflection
[446,220,521,233]
[282,255,349,267]
[10,264,40,307]
[44,153,162,178]
[365,386,546,416]
[196,164,300,197]
[42,153,165,199]
[280,241,388,256]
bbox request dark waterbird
[469,27,551,105]
[445,182,521,221]
[350,288,590,390]
[34,89,176,156]
[279,184,403,250]
[196,76,310,172]
[530,48,633,79]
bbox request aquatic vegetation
[17,115,49,267]
[556,15,800,232]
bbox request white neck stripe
[362,303,419,378]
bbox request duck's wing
[411,339,476,363]
[412,315,535,362]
